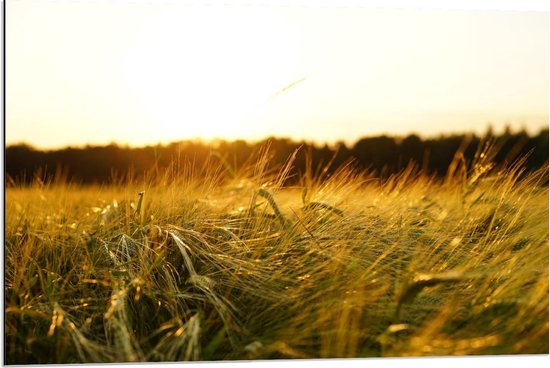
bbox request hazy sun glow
[6,1,549,149]
[122,6,306,141]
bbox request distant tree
[5,128,548,185]
[399,134,424,169]
[352,135,398,174]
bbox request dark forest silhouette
[5,128,549,185]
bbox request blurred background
[5,0,548,183]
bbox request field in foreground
[5,147,549,363]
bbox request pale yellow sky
[6,0,549,149]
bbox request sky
[5,0,549,149]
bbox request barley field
[4,145,549,363]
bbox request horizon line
[7,125,549,152]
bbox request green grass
[4,147,549,363]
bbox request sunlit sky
[6,0,549,149]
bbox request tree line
[5,128,549,185]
